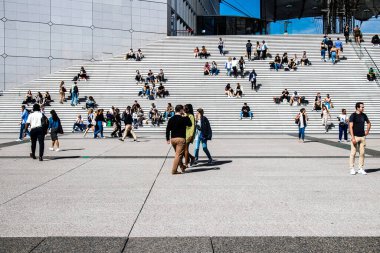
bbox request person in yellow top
[184,104,196,168]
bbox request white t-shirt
[339,114,348,124]
[299,113,305,128]
[26,112,43,129]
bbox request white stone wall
[0,0,168,91]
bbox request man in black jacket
[120,106,137,142]
[166,104,192,174]
[194,108,213,164]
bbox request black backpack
[41,114,49,135]
[73,85,79,93]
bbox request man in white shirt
[261,40,268,59]
[26,104,45,161]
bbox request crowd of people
[136,69,169,99]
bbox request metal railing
[350,42,379,85]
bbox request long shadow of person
[184,160,232,174]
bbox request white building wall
[0,0,168,91]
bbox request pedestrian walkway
[0,134,380,252]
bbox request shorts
[50,128,59,141]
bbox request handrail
[350,42,379,85]
[363,47,380,74]
[362,47,380,85]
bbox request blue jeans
[19,123,30,139]
[331,52,336,64]
[71,92,78,105]
[218,45,224,55]
[298,127,305,140]
[94,121,104,138]
[164,111,174,120]
[275,63,281,71]
[339,124,348,141]
[240,111,253,119]
[226,68,231,76]
[321,49,326,59]
[194,137,212,161]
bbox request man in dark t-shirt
[246,40,253,61]
[240,103,253,119]
[349,102,371,175]
[166,104,192,174]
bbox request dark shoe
[180,165,187,173]
[30,153,36,159]
[172,171,181,175]
[208,159,215,165]
[190,157,195,167]
[39,157,43,161]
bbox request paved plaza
[0,133,380,252]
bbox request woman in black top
[94,109,106,138]
[111,108,122,138]
[238,57,245,78]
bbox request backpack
[73,85,78,93]
[41,114,49,135]
[58,118,64,134]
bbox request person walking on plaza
[349,102,371,175]
[17,105,30,141]
[194,108,213,164]
[295,108,308,142]
[184,104,195,168]
[166,104,192,174]
[25,104,46,161]
[48,110,63,152]
[338,109,349,142]
[120,106,137,142]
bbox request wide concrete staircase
[0,34,379,134]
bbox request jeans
[240,111,253,119]
[19,123,30,139]
[164,111,174,120]
[321,49,326,60]
[274,63,281,71]
[30,127,44,158]
[331,52,336,64]
[73,123,85,131]
[298,127,305,140]
[251,79,257,90]
[218,45,224,55]
[71,92,78,105]
[339,124,348,141]
[247,50,252,60]
[94,121,104,138]
[194,137,212,161]
[226,68,231,76]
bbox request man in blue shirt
[335,38,343,60]
[17,105,30,141]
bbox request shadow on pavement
[366,168,380,174]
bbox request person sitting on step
[77,66,89,81]
[23,90,35,105]
[135,70,144,84]
[301,51,311,66]
[199,46,209,59]
[156,83,169,98]
[274,54,282,71]
[151,109,162,127]
[156,69,165,83]
[367,67,376,81]
[323,94,333,109]
[281,52,289,65]
[371,34,380,47]
[193,47,200,58]
[240,102,253,120]
[313,92,322,111]
[163,103,174,121]
[126,49,136,60]
[204,62,211,75]
[136,49,144,61]
[35,92,44,106]
[146,69,155,84]
[225,83,234,98]
[72,115,86,132]
[288,58,297,71]
[43,91,52,106]
[234,83,243,98]
[290,91,301,106]
[85,96,96,109]
[211,61,219,75]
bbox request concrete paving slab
[31,237,126,253]
[124,237,212,253]
[0,237,44,253]
[0,158,86,204]
[131,158,380,237]
[0,159,164,237]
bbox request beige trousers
[350,136,366,168]
[122,124,137,141]
[171,138,185,174]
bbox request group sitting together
[194,46,210,59]
[225,83,244,98]
[273,89,308,106]
[225,56,246,78]
[125,48,144,61]
[23,90,52,106]
[203,61,219,75]
[270,51,310,71]
[135,69,166,84]
[312,93,334,111]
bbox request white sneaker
[49,147,54,151]
[55,148,60,152]
[357,168,367,175]
[338,140,341,143]
[350,168,356,175]
[16,139,22,141]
